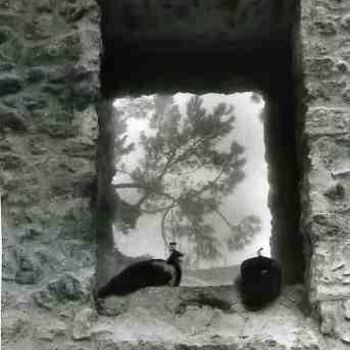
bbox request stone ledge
[93,285,325,350]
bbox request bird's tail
[93,286,106,314]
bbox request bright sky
[112,92,271,268]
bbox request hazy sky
[112,92,271,267]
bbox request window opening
[111,92,269,286]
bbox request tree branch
[155,147,178,181]
[112,183,145,189]
[160,204,178,247]
[115,168,135,177]
[140,190,179,214]
[211,206,235,231]
[188,159,229,198]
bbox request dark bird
[97,248,184,298]
[238,248,281,310]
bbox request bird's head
[167,249,185,264]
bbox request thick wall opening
[95,0,305,291]
[110,92,270,286]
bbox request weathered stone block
[0,104,27,132]
[47,65,72,84]
[319,299,350,345]
[43,83,65,95]
[314,20,337,36]
[75,106,98,141]
[59,205,95,242]
[14,248,42,285]
[308,183,332,216]
[70,63,96,81]
[35,319,67,340]
[28,135,48,155]
[323,182,345,201]
[24,33,81,66]
[33,109,78,138]
[0,25,13,44]
[311,240,350,301]
[305,107,350,136]
[343,299,350,320]
[336,60,349,73]
[0,35,23,63]
[34,0,55,14]
[0,152,24,170]
[24,15,64,41]
[6,188,42,208]
[342,88,350,103]
[50,173,74,196]
[0,138,12,152]
[72,81,97,110]
[300,33,334,56]
[78,29,100,63]
[308,213,350,241]
[308,136,350,178]
[0,62,15,72]
[18,225,44,241]
[22,94,48,111]
[340,13,350,32]
[33,273,91,310]
[2,95,22,109]
[305,57,335,79]
[331,157,350,179]
[72,307,97,340]
[318,300,337,335]
[63,139,96,158]
[305,79,348,105]
[59,0,94,23]
[2,172,40,199]
[0,73,22,96]
[25,66,48,83]
[2,311,29,344]
[0,13,22,30]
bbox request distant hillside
[182,265,240,286]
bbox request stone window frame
[95,0,306,293]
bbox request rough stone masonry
[1,0,100,348]
[299,0,350,345]
[0,0,350,349]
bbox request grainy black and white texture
[97,249,184,297]
[238,253,281,310]
[1,0,350,349]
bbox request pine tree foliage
[113,95,262,263]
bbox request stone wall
[2,0,350,349]
[1,1,100,349]
[299,0,350,345]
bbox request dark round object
[239,255,281,310]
